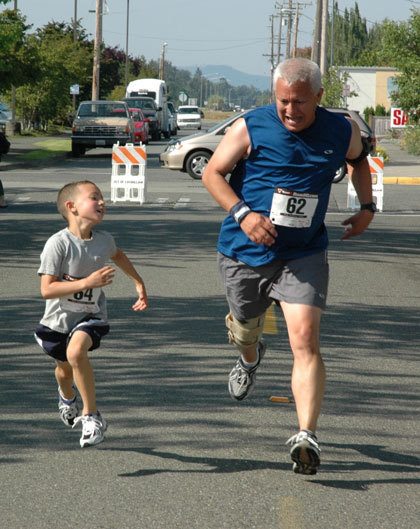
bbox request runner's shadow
[103,446,289,476]
[311,442,420,490]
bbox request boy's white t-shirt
[38,228,117,333]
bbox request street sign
[178,91,188,103]
[70,84,80,95]
[390,107,408,128]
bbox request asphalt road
[0,134,419,529]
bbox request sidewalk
[0,133,71,170]
[378,138,420,183]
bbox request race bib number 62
[270,188,318,228]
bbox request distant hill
[183,65,270,91]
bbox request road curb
[383,177,420,185]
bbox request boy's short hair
[57,180,97,220]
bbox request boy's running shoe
[228,341,266,401]
[58,389,80,427]
[73,413,107,448]
[286,430,321,475]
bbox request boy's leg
[66,330,97,415]
[55,360,75,399]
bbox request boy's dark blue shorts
[34,318,110,362]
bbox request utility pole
[91,0,103,100]
[292,5,299,57]
[73,0,78,42]
[11,0,18,132]
[311,0,322,64]
[285,0,293,59]
[330,0,335,67]
[276,5,283,66]
[124,0,130,89]
[72,0,78,111]
[320,0,329,74]
[268,15,276,98]
[159,42,167,80]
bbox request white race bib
[60,288,101,313]
[270,188,318,228]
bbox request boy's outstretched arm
[111,248,148,311]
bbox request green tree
[0,9,37,91]
[15,22,91,128]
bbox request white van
[125,79,172,139]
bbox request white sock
[241,348,259,369]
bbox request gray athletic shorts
[218,250,329,321]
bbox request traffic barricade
[347,155,384,211]
[110,143,147,204]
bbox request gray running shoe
[228,341,266,401]
[58,390,79,427]
[73,413,108,448]
[286,430,321,475]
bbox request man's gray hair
[273,58,323,94]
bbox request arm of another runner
[341,119,374,240]
[111,248,148,311]
[202,118,277,246]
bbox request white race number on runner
[270,188,318,228]
[60,288,101,313]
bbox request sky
[2,0,418,77]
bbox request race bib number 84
[60,288,101,313]
[270,188,318,228]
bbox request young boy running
[34,180,148,448]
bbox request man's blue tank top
[217,104,352,266]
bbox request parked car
[326,107,376,183]
[0,102,12,134]
[124,96,160,140]
[71,100,134,156]
[176,105,202,130]
[129,108,149,144]
[167,101,177,136]
[160,107,376,181]
[160,112,245,179]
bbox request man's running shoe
[286,430,321,475]
[228,341,266,401]
[73,413,107,448]
[58,389,80,427]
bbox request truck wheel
[71,142,85,157]
[185,150,211,179]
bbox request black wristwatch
[360,202,377,213]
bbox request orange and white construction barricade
[347,155,384,211]
[110,143,147,204]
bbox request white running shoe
[228,341,266,401]
[73,413,107,448]
[286,430,321,475]
[58,390,79,427]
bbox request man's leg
[226,312,267,401]
[280,302,325,433]
[281,302,324,474]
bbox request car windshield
[179,107,199,114]
[125,99,156,110]
[78,103,128,118]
